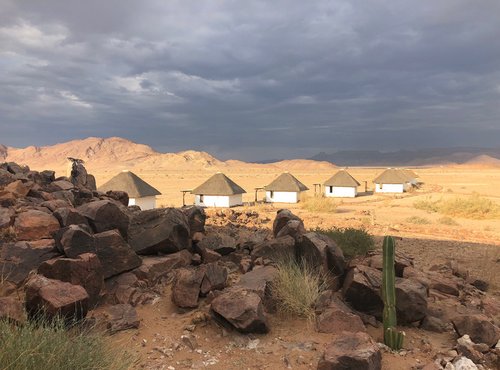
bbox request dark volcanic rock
[56,224,96,258]
[104,191,129,207]
[200,263,228,295]
[94,229,142,279]
[25,274,89,321]
[196,233,236,256]
[14,209,60,240]
[452,314,500,347]
[95,304,140,334]
[272,209,304,237]
[317,331,382,370]
[211,288,269,334]
[395,278,428,324]
[132,250,192,286]
[316,300,367,334]
[38,253,104,307]
[52,207,89,228]
[251,235,295,261]
[128,208,191,255]
[171,268,205,308]
[342,265,384,319]
[77,200,129,237]
[181,205,206,235]
[0,240,59,286]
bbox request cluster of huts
[98,168,420,210]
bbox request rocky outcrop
[128,208,191,255]
[452,314,500,347]
[25,274,89,321]
[317,331,382,370]
[171,268,205,308]
[272,209,304,237]
[77,200,130,237]
[210,288,269,334]
[14,210,60,240]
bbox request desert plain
[2,137,500,369]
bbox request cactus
[382,235,405,350]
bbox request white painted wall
[129,196,156,210]
[375,183,405,193]
[325,186,357,198]
[265,191,300,203]
[195,194,243,208]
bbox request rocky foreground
[1,161,500,370]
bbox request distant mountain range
[308,147,500,167]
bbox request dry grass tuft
[271,257,329,320]
[438,216,459,226]
[414,194,500,219]
[300,195,337,213]
[405,216,431,225]
[0,317,135,370]
[0,226,17,243]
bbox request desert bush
[300,195,337,213]
[438,216,459,226]
[413,197,440,213]
[271,257,328,320]
[0,317,134,370]
[314,227,374,258]
[414,194,500,219]
[405,216,431,225]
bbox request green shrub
[314,227,375,258]
[0,317,134,370]
[413,197,440,213]
[405,216,431,225]
[300,195,337,213]
[271,257,328,320]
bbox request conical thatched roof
[192,173,246,195]
[98,171,161,198]
[264,172,309,192]
[402,169,419,179]
[324,170,360,187]
[373,168,412,184]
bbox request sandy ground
[97,166,500,369]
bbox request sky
[1,0,500,161]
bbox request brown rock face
[38,253,104,308]
[0,241,59,286]
[276,219,306,241]
[210,288,270,334]
[395,278,428,324]
[0,207,14,229]
[196,233,236,256]
[55,224,95,258]
[181,205,206,235]
[0,297,27,324]
[95,304,140,334]
[3,180,32,198]
[251,236,295,261]
[272,209,304,237]
[77,200,130,237]
[317,331,382,370]
[128,208,191,255]
[298,232,346,288]
[132,250,192,286]
[171,268,205,308]
[14,209,60,240]
[52,207,89,228]
[452,314,500,347]
[367,251,414,277]
[316,301,367,334]
[200,263,228,295]
[342,265,384,319]
[94,229,142,279]
[25,274,89,321]
[104,191,129,207]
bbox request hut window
[270,191,274,198]
[329,186,333,193]
[199,195,204,202]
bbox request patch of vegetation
[0,226,17,243]
[405,216,431,225]
[314,227,375,259]
[438,216,459,226]
[271,257,328,320]
[300,195,337,213]
[414,194,500,219]
[0,317,134,370]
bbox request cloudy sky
[1,0,500,160]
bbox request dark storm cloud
[1,0,500,160]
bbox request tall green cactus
[382,236,405,350]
